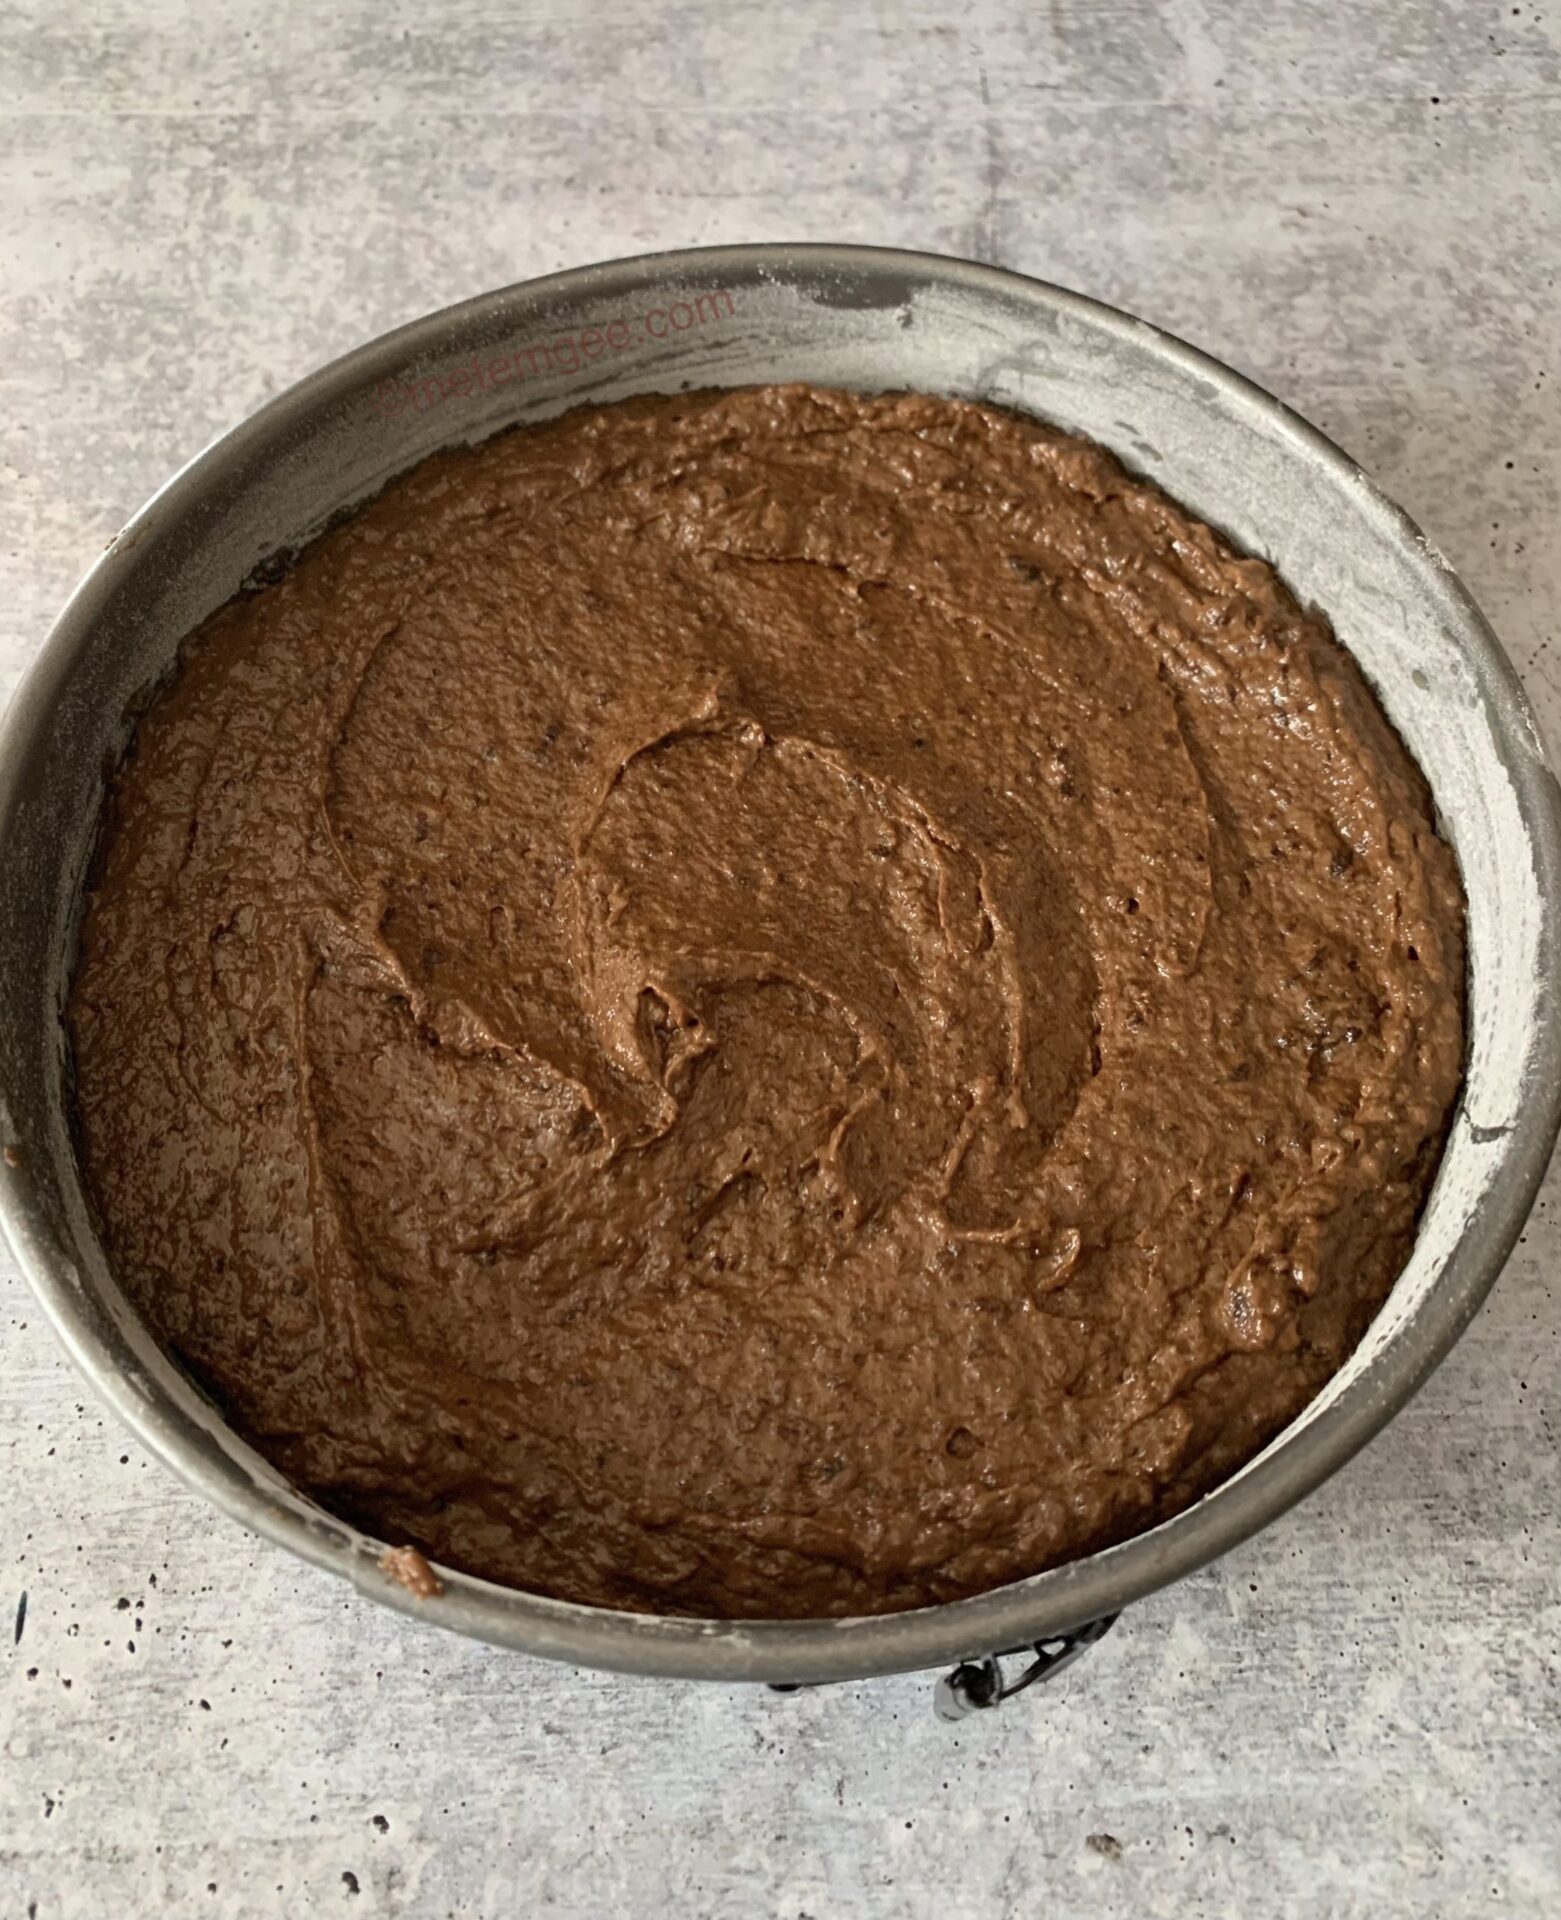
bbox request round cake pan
[2,244,1557,1686]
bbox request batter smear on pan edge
[69,386,1465,1618]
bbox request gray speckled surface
[2,3,1559,1916]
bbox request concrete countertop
[2,3,1557,1914]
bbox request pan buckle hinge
[766,1610,1120,1715]
[931,1612,1119,1720]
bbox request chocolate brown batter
[68,385,1465,1619]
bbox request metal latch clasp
[932,1612,1119,1720]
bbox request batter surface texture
[68,385,1465,1618]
